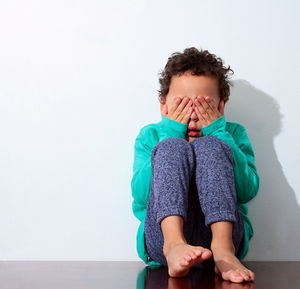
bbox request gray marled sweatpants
[144,136,244,268]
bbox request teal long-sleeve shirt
[131,114,260,266]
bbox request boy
[131,47,260,283]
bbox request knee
[151,137,192,159]
[154,137,189,151]
[192,136,232,159]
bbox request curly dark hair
[158,47,234,104]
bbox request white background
[0,0,299,261]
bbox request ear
[218,100,225,115]
[160,102,168,116]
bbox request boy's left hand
[193,95,225,127]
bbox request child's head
[158,47,234,120]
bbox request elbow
[252,173,260,199]
[132,200,146,222]
[237,173,260,204]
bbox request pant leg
[144,135,245,267]
[144,137,195,266]
[190,135,244,257]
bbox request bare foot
[163,242,213,277]
[212,246,255,283]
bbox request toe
[193,249,201,256]
[223,270,242,283]
[240,270,250,281]
[248,270,255,280]
[180,258,189,266]
[231,271,245,283]
[204,248,212,254]
[202,249,212,259]
[196,248,203,254]
[243,269,254,281]
[233,276,244,283]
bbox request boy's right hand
[161,96,193,124]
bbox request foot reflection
[137,264,254,289]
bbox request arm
[201,115,260,204]
[131,129,152,222]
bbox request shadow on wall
[226,79,300,261]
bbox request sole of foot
[164,243,213,278]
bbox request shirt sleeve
[130,127,153,222]
[201,115,260,204]
[160,114,188,139]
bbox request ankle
[163,240,187,256]
[211,241,236,254]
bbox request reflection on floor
[0,261,299,289]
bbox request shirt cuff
[201,115,226,136]
[160,114,188,138]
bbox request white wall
[0,0,299,261]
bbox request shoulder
[226,120,253,149]
[134,121,161,150]
[226,120,246,135]
[137,120,161,139]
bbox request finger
[195,98,209,119]
[203,98,217,119]
[181,103,194,123]
[198,96,221,120]
[169,97,182,115]
[203,96,216,111]
[204,95,213,103]
[194,104,205,122]
[196,95,210,104]
[178,99,193,122]
[174,96,190,119]
[204,98,222,119]
[198,97,211,117]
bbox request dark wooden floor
[0,261,299,289]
